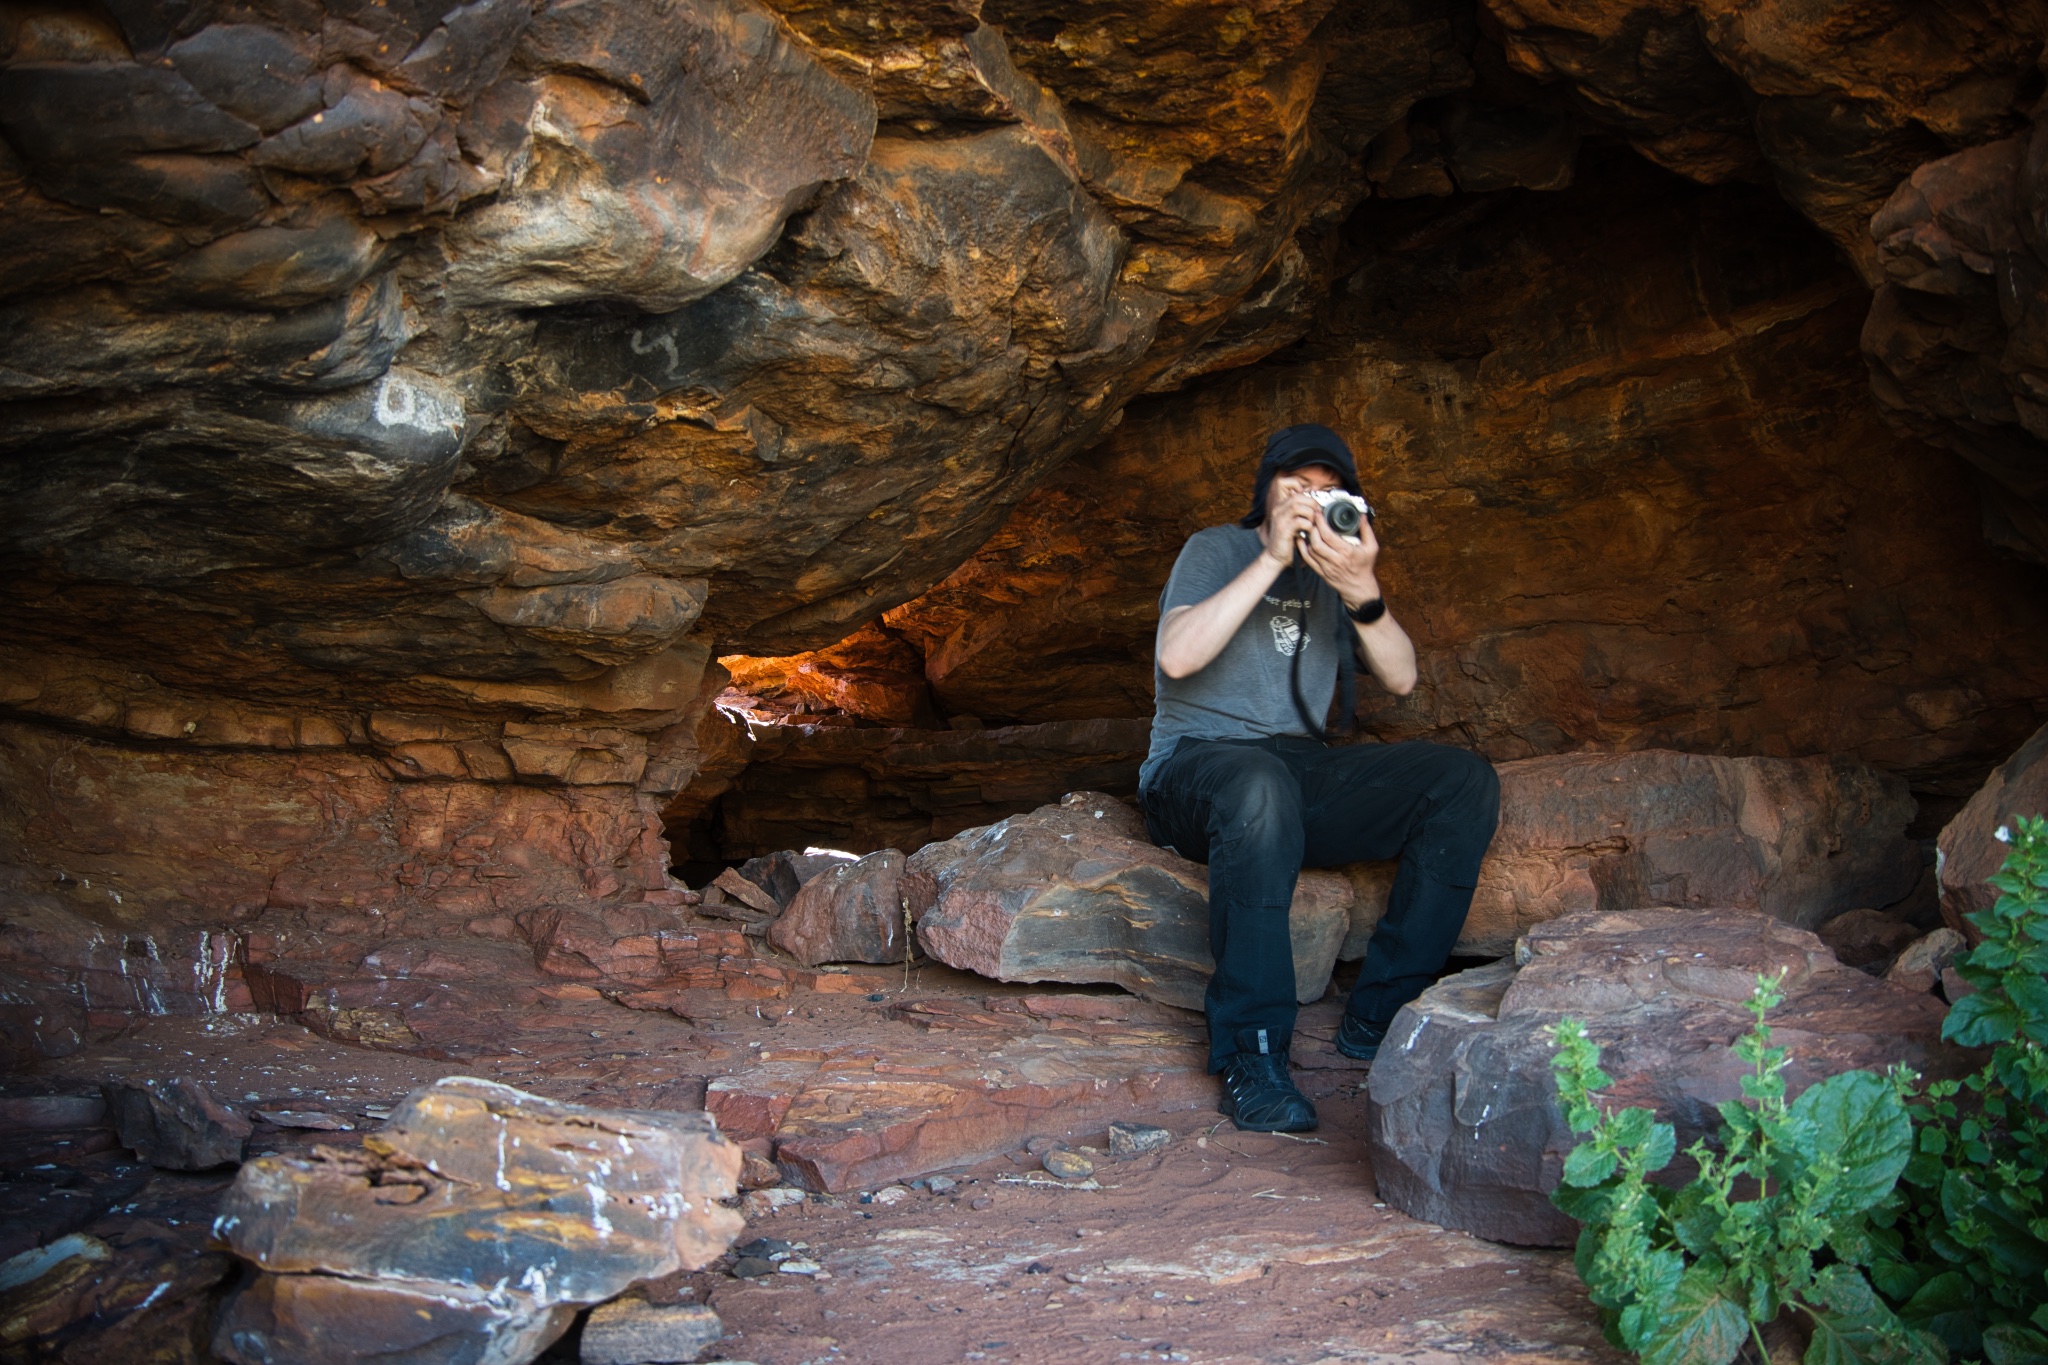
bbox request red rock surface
[1366,907,1969,1246]
[1477,0,2046,275]
[1861,115,2048,565]
[0,0,1444,1046]
[1379,748,1921,957]
[707,998,1219,1193]
[3,0,2045,1059]
[2,1008,1624,1365]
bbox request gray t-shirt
[1138,525,1349,791]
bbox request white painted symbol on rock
[371,372,463,434]
[629,328,682,379]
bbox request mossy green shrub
[1550,976,1934,1365]
[1874,814,2048,1364]
[1547,814,2048,1365]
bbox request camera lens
[1324,498,1361,536]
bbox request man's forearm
[1352,609,1418,696]
[1156,551,1290,678]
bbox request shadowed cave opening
[667,147,2046,885]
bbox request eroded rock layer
[0,0,1481,1018]
[879,155,2048,789]
[2,0,2045,1045]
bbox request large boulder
[1939,721,2048,939]
[210,1078,743,1365]
[1343,750,1921,958]
[1364,907,1966,1247]
[905,792,1352,1011]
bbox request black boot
[1335,1013,1389,1062]
[1217,1043,1318,1133]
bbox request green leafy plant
[1550,974,1939,1365]
[1874,813,2048,1364]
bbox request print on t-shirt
[1266,594,1310,656]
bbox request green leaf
[1984,1323,2048,1365]
[1553,1180,1612,1224]
[1563,1143,1619,1188]
[1789,1071,1914,1216]
[1636,1268,1749,1365]
[1900,1270,1983,1358]
[2007,973,2048,1023]
[1672,1198,1720,1257]
[1805,1307,1898,1365]
[1944,991,2022,1048]
[1804,1266,1943,1365]
[1865,1257,1921,1304]
[1642,1121,1678,1173]
[1611,1106,1656,1147]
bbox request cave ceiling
[0,0,2044,799]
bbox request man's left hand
[1298,510,1382,610]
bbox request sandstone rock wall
[0,0,1486,1003]
[4,0,2046,1040]
[1862,108,2048,565]
[875,155,2048,791]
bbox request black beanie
[1239,424,1364,528]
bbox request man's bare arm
[1350,607,1418,696]
[1155,550,1291,679]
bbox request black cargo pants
[1140,735,1500,1071]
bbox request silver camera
[1306,488,1372,542]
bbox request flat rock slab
[1343,750,1920,959]
[907,791,1351,1010]
[211,1077,744,1365]
[1365,906,1968,1247]
[706,996,1216,1192]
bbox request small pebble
[1042,1149,1094,1180]
[927,1175,959,1195]
[970,1196,994,1210]
[1107,1121,1172,1158]
[731,1256,775,1278]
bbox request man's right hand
[1260,487,1318,569]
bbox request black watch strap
[1347,596,1387,625]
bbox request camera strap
[1285,554,1357,741]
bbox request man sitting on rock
[1139,424,1500,1133]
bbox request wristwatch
[1347,596,1387,625]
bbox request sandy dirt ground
[3,971,1621,1365]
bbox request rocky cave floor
[0,954,1620,1365]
